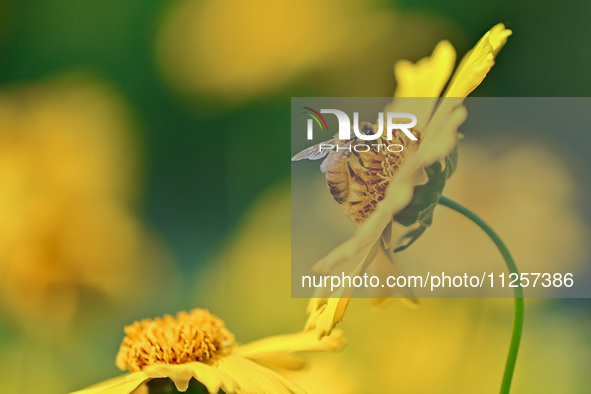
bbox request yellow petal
[140,362,239,394]
[250,354,308,370]
[236,330,345,364]
[312,235,379,278]
[304,275,361,337]
[306,297,324,315]
[394,40,456,98]
[130,385,148,394]
[366,245,416,302]
[305,239,380,337]
[305,297,345,338]
[69,372,150,394]
[389,40,456,129]
[184,362,240,394]
[488,23,513,55]
[235,328,345,370]
[304,298,327,331]
[312,297,351,338]
[313,173,414,274]
[141,364,193,392]
[215,355,305,394]
[70,362,242,394]
[418,102,467,166]
[444,23,511,98]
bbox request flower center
[115,309,235,372]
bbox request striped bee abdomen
[324,152,350,205]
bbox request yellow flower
[0,77,174,328]
[304,24,511,338]
[71,309,344,394]
[0,77,138,200]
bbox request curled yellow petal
[394,40,456,98]
[488,23,513,55]
[236,330,345,360]
[311,297,352,338]
[390,40,456,128]
[444,23,511,98]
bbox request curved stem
[438,195,524,394]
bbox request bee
[293,122,423,303]
[292,123,394,225]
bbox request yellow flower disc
[115,309,236,372]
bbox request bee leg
[347,162,369,192]
[352,150,372,171]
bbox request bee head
[344,122,377,141]
[360,122,376,136]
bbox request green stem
[438,195,524,394]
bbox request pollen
[115,309,235,372]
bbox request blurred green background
[0,0,590,393]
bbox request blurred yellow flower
[71,308,344,394]
[0,77,138,200]
[156,0,383,101]
[0,77,173,328]
[156,0,462,103]
[304,24,511,338]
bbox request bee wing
[291,138,336,161]
[319,138,356,174]
[320,152,339,174]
